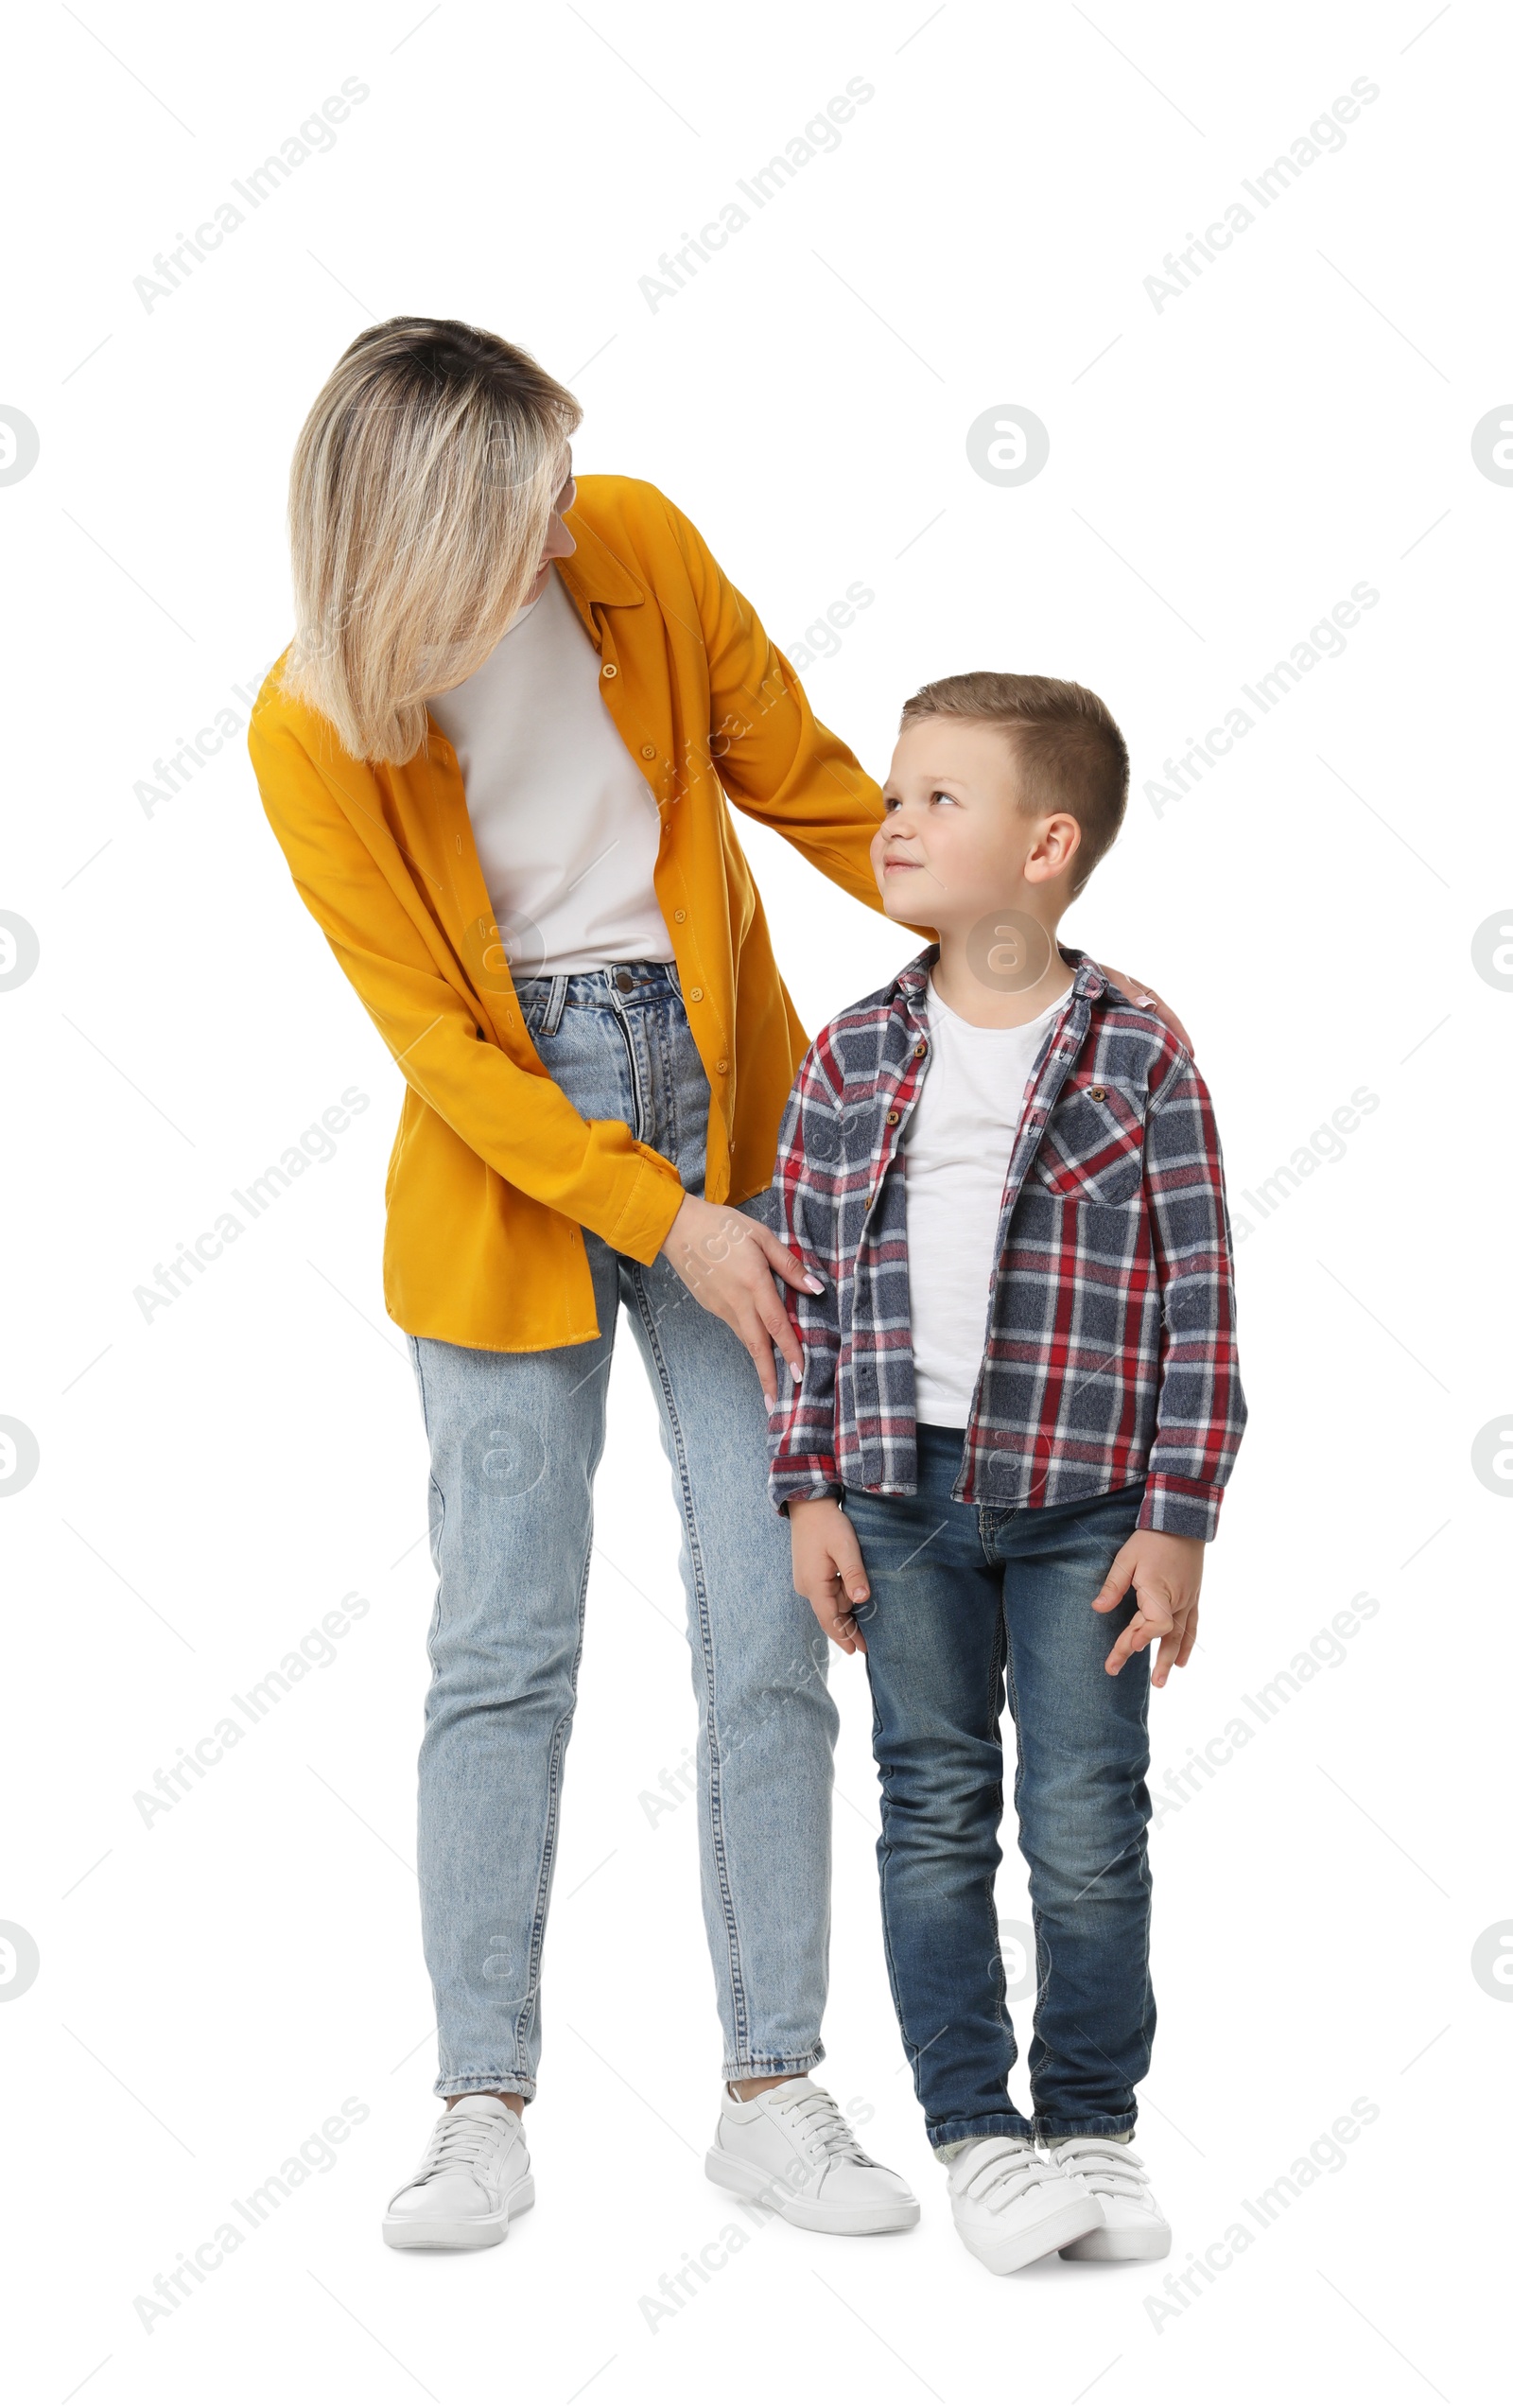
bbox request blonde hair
[280,317,583,763]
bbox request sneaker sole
[1060,2220,1171,2261]
[382,2172,535,2251]
[959,2194,1104,2275]
[704,2147,919,2235]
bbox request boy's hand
[788,1497,870,1655]
[1092,1529,1205,1686]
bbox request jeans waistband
[513,958,682,1037]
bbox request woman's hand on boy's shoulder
[1095,965,1194,1055]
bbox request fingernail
[804,1274,825,1293]
[763,1395,776,1414]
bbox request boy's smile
[871,714,1082,1027]
[870,716,1082,931]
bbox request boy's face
[870,715,1080,935]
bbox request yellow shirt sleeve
[249,707,687,1264]
[654,492,914,919]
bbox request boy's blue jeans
[843,1426,1156,2148]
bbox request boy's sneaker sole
[960,2193,1104,2275]
[705,2146,920,2235]
[383,2172,535,2250]
[1060,2218,1171,2262]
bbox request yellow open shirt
[249,475,896,1352]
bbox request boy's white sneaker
[706,2078,919,2234]
[946,2136,1104,2274]
[1049,2136,1171,2260]
[383,2094,534,2250]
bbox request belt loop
[541,972,568,1036]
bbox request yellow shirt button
[640,743,656,759]
[601,662,617,679]
[688,986,704,1003]
[674,909,687,923]
[716,1057,729,1073]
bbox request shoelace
[957,2138,1058,2209]
[782,2086,872,2166]
[1049,2137,1150,2198]
[411,2105,512,2185]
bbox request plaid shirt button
[886,1109,899,1125]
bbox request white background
[3,4,1508,2402]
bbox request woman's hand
[660,1195,824,1408]
[1095,965,1193,1055]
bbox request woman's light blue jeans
[409,961,835,2102]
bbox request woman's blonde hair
[281,317,582,763]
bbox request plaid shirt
[767,949,1245,1541]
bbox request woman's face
[520,461,577,608]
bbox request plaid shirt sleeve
[767,1041,844,1510]
[1138,1049,1247,1541]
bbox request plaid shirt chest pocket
[1032,1076,1147,1207]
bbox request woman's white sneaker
[383,2095,534,2250]
[946,2136,1104,2274]
[706,2078,919,2234]
[1049,2136,1171,2260]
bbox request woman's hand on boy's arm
[788,1498,870,1655]
[661,1195,824,1408]
[1091,1529,1205,1687]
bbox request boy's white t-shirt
[426,566,676,975]
[901,976,1070,1429]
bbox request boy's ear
[1023,811,1082,884]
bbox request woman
[249,318,1175,2252]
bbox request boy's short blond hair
[900,672,1129,895]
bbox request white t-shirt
[902,978,1070,1428]
[426,566,676,976]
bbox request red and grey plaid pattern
[767,950,1246,1541]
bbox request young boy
[767,672,1245,2276]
